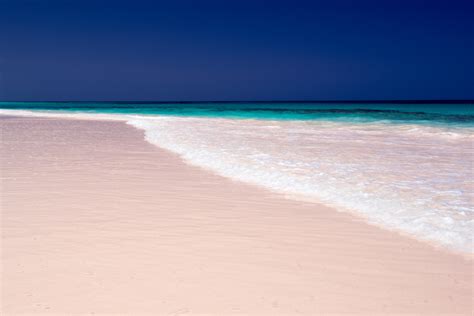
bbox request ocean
[1,101,473,253]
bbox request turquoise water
[1,101,473,125]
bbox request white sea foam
[2,109,473,253]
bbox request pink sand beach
[1,116,472,315]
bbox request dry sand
[1,116,472,315]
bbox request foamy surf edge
[2,109,472,255]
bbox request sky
[0,0,473,101]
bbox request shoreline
[2,109,472,254]
[1,116,472,314]
[2,111,470,257]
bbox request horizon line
[1,99,473,104]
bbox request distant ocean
[1,101,473,253]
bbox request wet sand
[1,116,472,315]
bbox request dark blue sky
[1,0,473,101]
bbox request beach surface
[1,116,472,315]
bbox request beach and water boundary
[1,101,473,254]
[1,115,472,314]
